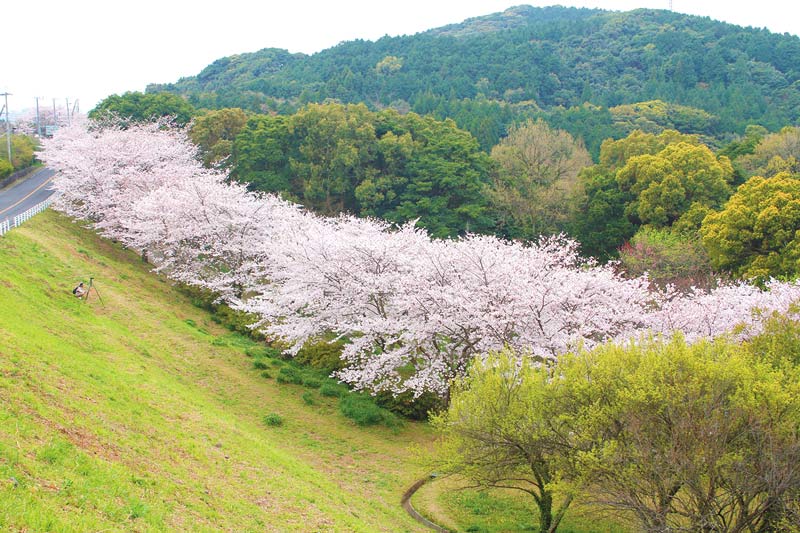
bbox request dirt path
[401,475,451,532]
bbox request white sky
[3,1,800,114]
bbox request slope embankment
[0,210,430,532]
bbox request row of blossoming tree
[40,120,800,400]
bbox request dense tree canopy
[232,103,493,237]
[738,126,800,178]
[701,172,800,281]
[616,141,733,228]
[89,91,196,126]
[572,130,719,258]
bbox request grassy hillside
[0,210,431,532]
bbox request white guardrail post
[0,196,54,237]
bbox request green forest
[146,6,800,152]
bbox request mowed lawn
[0,210,432,532]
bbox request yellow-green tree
[598,128,698,171]
[701,171,800,281]
[431,350,575,533]
[616,141,733,228]
[434,334,800,532]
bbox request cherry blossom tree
[41,119,800,400]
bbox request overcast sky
[3,1,800,114]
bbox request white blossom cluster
[40,121,800,397]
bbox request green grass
[0,211,432,532]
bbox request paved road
[0,168,56,223]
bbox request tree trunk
[538,490,554,533]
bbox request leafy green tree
[616,141,733,228]
[488,119,591,239]
[289,103,379,215]
[572,130,697,258]
[189,108,249,167]
[231,114,295,195]
[89,91,195,126]
[232,104,493,236]
[598,129,698,171]
[718,124,767,162]
[434,332,800,532]
[701,171,800,281]
[609,99,718,136]
[383,113,493,237]
[571,166,636,259]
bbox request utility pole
[65,98,70,126]
[1,92,11,164]
[35,96,42,137]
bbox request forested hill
[147,5,800,149]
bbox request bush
[252,359,269,370]
[276,366,303,385]
[618,227,714,290]
[0,159,13,179]
[260,370,272,379]
[178,283,264,340]
[302,377,322,389]
[375,389,444,420]
[294,337,346,373]
[263,413,283,427]
[301,391,315,405]
[319,383,346,398]
[339,393,400,429]
[246,345,282,359]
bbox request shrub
[263,413,283,427]
[260,370,272,379]
[319,383,346,398]
[246,345,282,359]
[252,359,269,370]
[302,377,322,389]
[276,366,303,385]
[339,393,400,429]
[294,337,346,373]
[618,226,714,290]
[375,389,444,420]
[301,392,315,405]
